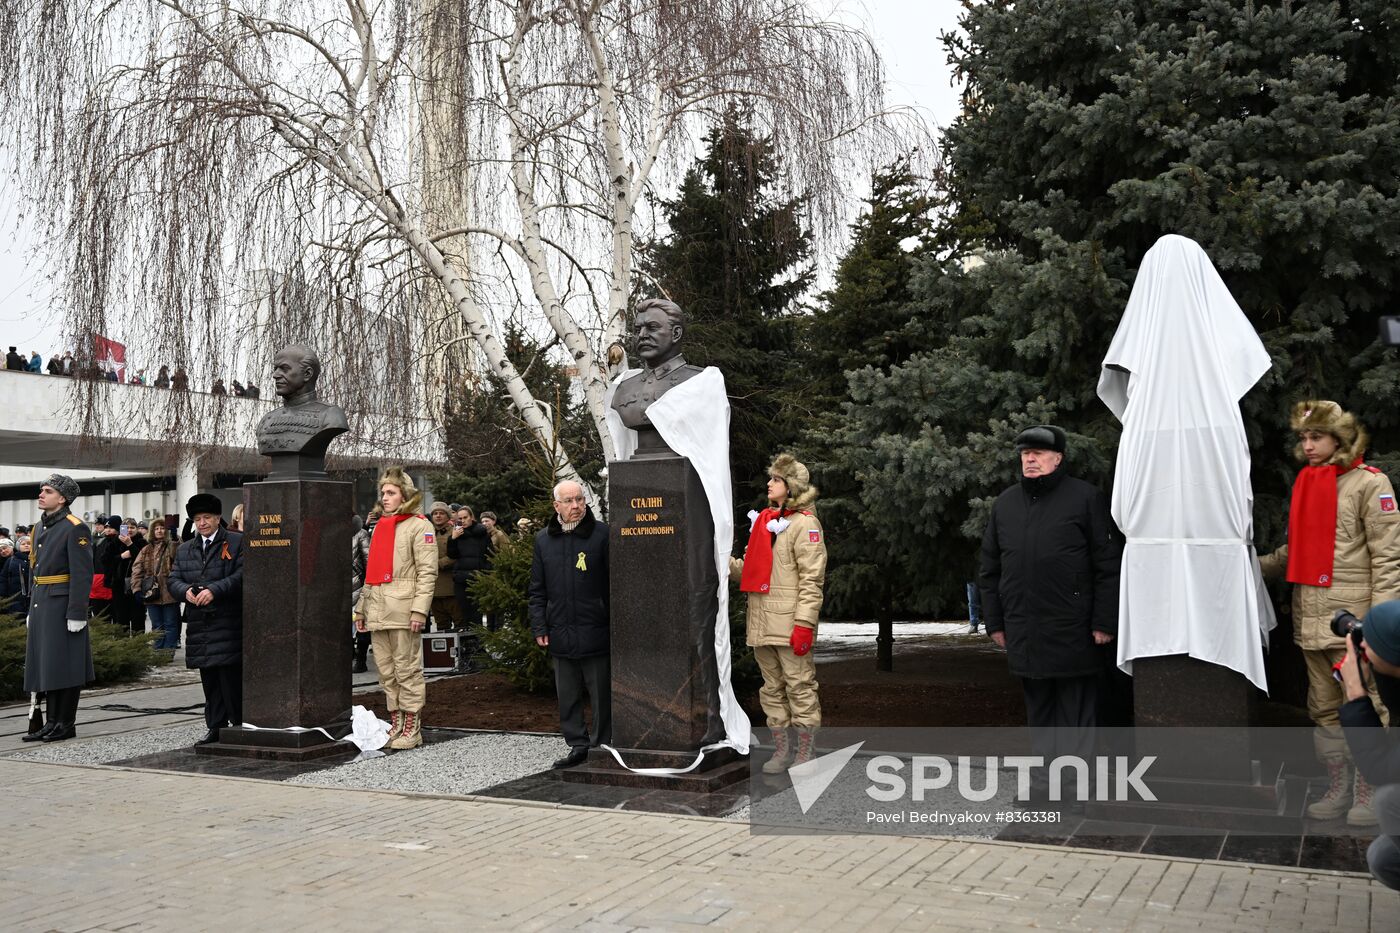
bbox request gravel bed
[287,732,562,796]
[9,722,209,765]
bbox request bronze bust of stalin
[610,299,703,459]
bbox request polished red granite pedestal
[199,479,353,761]
[565,455,746,787]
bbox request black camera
[1332,609,1365,647]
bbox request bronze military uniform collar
[641,354,689,384]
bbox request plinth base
[196,724,355,762]
[560,746,749,791]
[1086,761,1308,833]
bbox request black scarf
[1020,466,1067,499]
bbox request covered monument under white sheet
[1096,234,1276,692]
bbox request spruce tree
[799,160,935,658]
[827,0,1400,615]
[643,107,814,514]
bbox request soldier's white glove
[67,618,87,633]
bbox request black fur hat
[185,493,224,518]
[1014,425,1067,454]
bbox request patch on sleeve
[77,537,88,546]
[424,531,435,543]
[809,529,822,543]
[1381,493,1396,513]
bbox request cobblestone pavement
[2,758,1397,931]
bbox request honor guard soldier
[22,474,95,742]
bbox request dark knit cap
[185,493,224,518]
[1363,601,1400,667]
[1014,425,1067,454]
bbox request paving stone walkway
[2,757,1397,932]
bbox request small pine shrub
[0,608,164,702]
[470,513,553,694]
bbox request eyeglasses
[556,496,587,505]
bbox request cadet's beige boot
[763,728,793,774]
[1348,772,1378,826]
[1307,759,1353,820]
[386,710,403,743]
[791,727,818,769]
[390,710,422,750]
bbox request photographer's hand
[1340,644,1370,702]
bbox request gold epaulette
[66,514,82,525]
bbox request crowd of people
[5,346,260,396]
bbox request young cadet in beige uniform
[1260,401,1400,825]
[731,454,828,773]
[354,468,437,750]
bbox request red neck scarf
[741,508,795,594]
[366,514,413,586]
[1286,458,1362,587]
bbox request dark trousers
[453,579,481,630]
[116,592,142,635]
[1367,784,1400,890]
[553,654,611,749]
[46,686,82,726]
[200,663,244,730]
[1022,674,1097,799]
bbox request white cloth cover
[1096,234,1276,692]
[604,367,752,759]
[345,704,391,752]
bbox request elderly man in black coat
[22,474,95,742]
[980,425,1124,807]
[168,493,245,745]
[529,480,610,769]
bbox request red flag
[93,335,126,382]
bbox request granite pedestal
[1134,654,1254,779]
[199,479,354,761]
[1087,654,1307,831]
[562,455,743,789]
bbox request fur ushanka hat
[375,466,423,515]
[1290,400,1368,467]
[769,453,818,510]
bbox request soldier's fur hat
[769,453,817,510]
[41,473,81,505]
[375,466,423,516]
[1290,400,1367,467]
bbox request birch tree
[0,0,899,488]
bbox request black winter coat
[528,511,609,659]
[92,533,124,595]
[168,529,244,669]
[1341,672,1400,785]
[0,553,25,614]
[980,469,1122,679]
[447,522,492,581]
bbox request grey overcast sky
[0,0,966,358]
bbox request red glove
[790,625,814,656]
